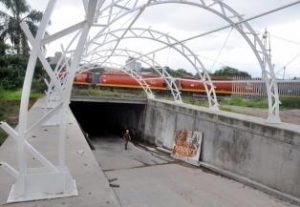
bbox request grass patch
[73,88,125,97]
[221,96,300,109]
[182,96,209,107]
[0,130,7,145]
[0,88,22,101]
[220,105,233,112]
[221,97,268,108]
[0,100,20,145]
[87,88,121,97]
[0,87,43,101]
[0,88,43,145]
[72,87,148,98]
[280,98,300,109]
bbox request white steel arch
[87,0,280,122]
[79,60,155,98]
[0,0,283,203]
[84,27,218,108]
[80,48,182,102]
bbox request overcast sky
[27,0,300,79]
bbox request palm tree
[0,0,43,56]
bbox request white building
[125,57,142,72]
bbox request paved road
[91,137,297,207]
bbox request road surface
[91,136,296,207]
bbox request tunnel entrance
[70,101,146,139]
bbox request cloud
[138,4,226,33]
[25,0,300,78]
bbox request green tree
[172,68,193,77]
[0,39,9,55]
[0,11,9,55]
[161,67,193,77]
[0,0,43,55]
[0,54,45,90]
[213,66,251,78]
[0,54,27,89]
[141,66,193,77]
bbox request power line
[271,34,300,47]
[210,27,233,71]
[171,0,300,46]
[120,1,300,76]
[284,50,300,68]
[139,1,300,61]
[275,50,300,79]
[190,53,229,67]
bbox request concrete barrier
[143,99,300,204]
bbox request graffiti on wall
[171,129,203,166]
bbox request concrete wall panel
[143,99,300,200]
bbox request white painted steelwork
[80,60,155,98]
[85,0,280,121]
[0,0,285,203]
[80,48,182,102]
[85,27,219,109]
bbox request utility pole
[262,28,274,78]
[283,66,286,80]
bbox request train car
[212,76,233,94]
[176,76,233,94]
[141,73,166,88]
[100,71,140,86]
[177,77,206,91]
[99,71,166,89]
[74,72,92,83]
[73,69,235,95]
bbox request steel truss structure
[0,0,281,203]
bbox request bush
[0,55,27,90]
[0,54,45,91]
[0,67,24,89]
[280,98,300,109]
[32,78,46,93]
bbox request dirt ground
[224,106,300,125]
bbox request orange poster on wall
[171,129,203,166]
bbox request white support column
[3,0,78,202]
[0,162,19,179]
[58,0,102,168]
[16,0,57,198]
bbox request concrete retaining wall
[143,99,300,201]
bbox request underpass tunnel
[70,101,146,140]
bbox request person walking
[123,129,131,150]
